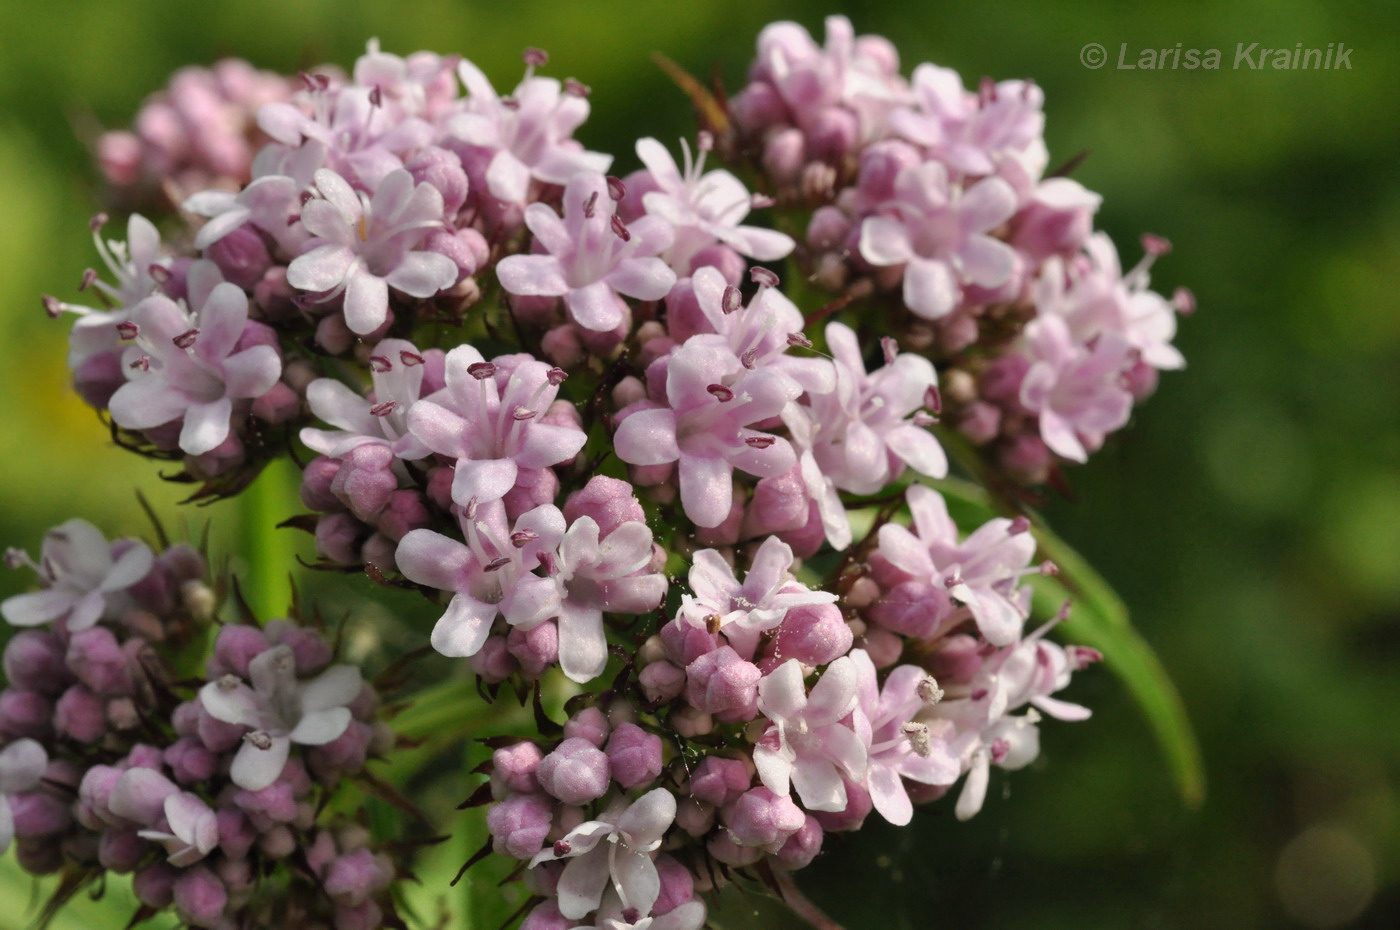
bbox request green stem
[240,458,301,620]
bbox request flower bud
[99,827,148,872]
[685,647,761,722]
[722,786,805,849]
[469,636,517,683]
[535,737,609,805]
[3,633,69,694]
[0,689,53,740]
[507,621,559,679]
[332,443,399,522]
[54,684,106,742]
[173,866,228,928]
[208,625,269,679]
[605,723,663,789]
[653,853,697,914]
[487,793,554,859]
[772,814,824,870]
[764,602,852,669]
[638,660,685,704]
[563,707,610,748]
[492,742,545,795]
[324,848,390,906]
[66,626,132,696]
[689,756,751,808]
[11,791,71,838]
[812,778,872,833]
[134,862,179,908]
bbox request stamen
[917,676,944,705]
[399,350,425,367]
[705,614,723,635]
[749,267,779,288]
[216,674,242,691]
[116,321,140,340]
[1038,560,1059,576]
[510,530,539,548]
[512,406,536,421]
[467,362,496,380]
[706,384,734,402]
[149,264,172,285]
[902,722,933,758]
[368,355,393,373]
[744,435,775,449]
[881,336,899,366]
[522,47,549,67]
[41,296,63,319]
[584,191,599,218]
[245,731,274,751]
[978,77,997,105]
[368,85,382,108]
[787,332,813,349]
[130,355,151,372]
[751,193,776,209]
[740,350,757,369]
[606,176,626,201]
[501,96,520,112]
[483,556,512,572]
[1141,233,1172,256]
[1008,515,1031,535]
[564,78,591,97]
[553,839,571,856]
[172,329,200,349]
[90,213,108,233]
[546,367,567,386]
[989,738,1010,764]
[697,130,714,152]
[1172,286,1196,315]
[610,215,631,241]
[370,401,397,417]
[924,385,943,416]
[79,268,98,291]
[721,285,742,314]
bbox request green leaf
[932,478,1206,808]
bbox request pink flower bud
[55,684,106,742]
[689,756,751,808]
[406,146,469,216]
[266,621,333,674]
[208,625,270,680]
[493,742,545,795]
[685,244,746,283]
[216,807,256,860]
[660,618,721,667]
[867,580,952,640]
[723,786,805,848]
[807,107,859,161]
[763,602,852,670]
[686,647,761,722]
[99,827,148,872]
[487,793,554,859]
[605,723,662,789]
[562,476,646,537]
[332,443,399,522]
[653,853,697,914]
[507,621,559,679]
[376,489,431,542]
[324,848,390,906]
[772,814,824,870]
[206,225,271,289]
[707,831,763,867]
[502,467,560,522]
[470,636,517,683]
[300,457,343,512]
[674,797,715,836]
[812,778,872,833]
[638,660,685,704]
[535,737,610,805]
[0,689,51,740]
[66,627,132,696]
[520,901,572,930]
[71,348,127,409]
[164,737,217,784]
[251,381,301,424]
[556,708,605,749]
[3,632,69,694]
[315,512,364,564]
[173,866,227,928]
[307,719,372,775]
[11,791,71,838]
[762,127,806,185]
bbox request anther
[553,839,571,856]
[917,676,944,705]
[564,78,591,97]
[744,435,775,449]
[399,350,426,367]
[116,321,140,340]
[149,264,172,284]
[1172,286,1196,315]
[751,193,776,209]
[721,285,742,314]
[79,268,98,291]
[370,401,397,417]
[706,384,734,402]
[245,731,274,751]
[989,738,1010,764]
[924,385,943,416]
[606,176,626,201]
[546,367,567,386]
[740,350,757,369]
[749,267,779,288]
[1141,233,1172,256]
[787,332,813,349]
[512,406,536,421]
[467,362,496,380]
[1039,560,1058,576]
[610,215,631,241]
[523,47,549,67]
[484,556,512,572]
[697,130,714,152]
[584,191,599,218]
[90,213,108,233]
[368,85,382,108]
[510,530,539,548]
[130,355,151,372]
[1008,515,1031,535]
[881,336,899,366]
[172,329,200,349]
[705,614,723,635]
[368,355,393,373]
[902,722,933,758]
[41,296,63,319]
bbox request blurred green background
[0,0,1397,927]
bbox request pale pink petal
[386,252,459,297]
[884,424,948,479]
[804,656,858,726]
[300,665,362,713]
[395,529,474,592]
[791,758,846,812]
[179,397,233,456]
[678,453,733,528]
[430,593,497,658]
[556,848,611,920]
[343,267,390,335]
[496,254,570,297]
[558,603,606,683]
[868,765,914,826]
[286,244,355,293]
[288,707,352,745]
[758,659,807,721]
[223,345,282,399]
[613,409,679,466]
[100,544,155,592]
[565,282,627,332]
[452,457,519,505]
[0,739,47,794]
[859,216,914,266]
[1,589,74,628]
[230,734,291,792]
[108,377,192,431]
[903,257,957,320]
[605,257,677,302]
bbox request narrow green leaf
[931,478,1206,808]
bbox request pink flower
[529,788,677,920]
[300,338,433,460]
[184,174,304,255]
[889,64,1046,178]
[108,283,282,455]
[198,644,362,791]
[858,162,1018,319]
[875,485,1036,646]
[286,168,458,335]
[497,172,676,332]
[450,58,612,204]
[848,650,958,826]
[634,137,793,270]
[136,791,220,867]
[1017,313,1134,463]
[406,346,586,508]
[613,341,799,528]
[677,536,836,660]
[753,657,867,812]
[802,322,946,495]
[2,519,154,631]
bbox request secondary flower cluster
[21,15,1191,928]
[1,521,396,929]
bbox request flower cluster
[1,521,397,929]
[18,17,1192,928]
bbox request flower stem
[240,458,301,620]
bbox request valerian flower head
[858,162,1018,320]
[406,346,586,508]
[753,657,867,812]
[2,519,154,631]
[286,167,459,335]
[450,56,612,204]
[529,788,677,921]
[300,338,434,460]
[677,536,836,660]
[497,171,676,333]
[108,282,282,455]
[633,136,794,271]
[613,340,800,528]
[198,644,361,791]
[1017,313,1134,463]
[875,484,1036,646]
[889,64,1046,179]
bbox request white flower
[0,739,47,853]
[2,519,153,631]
